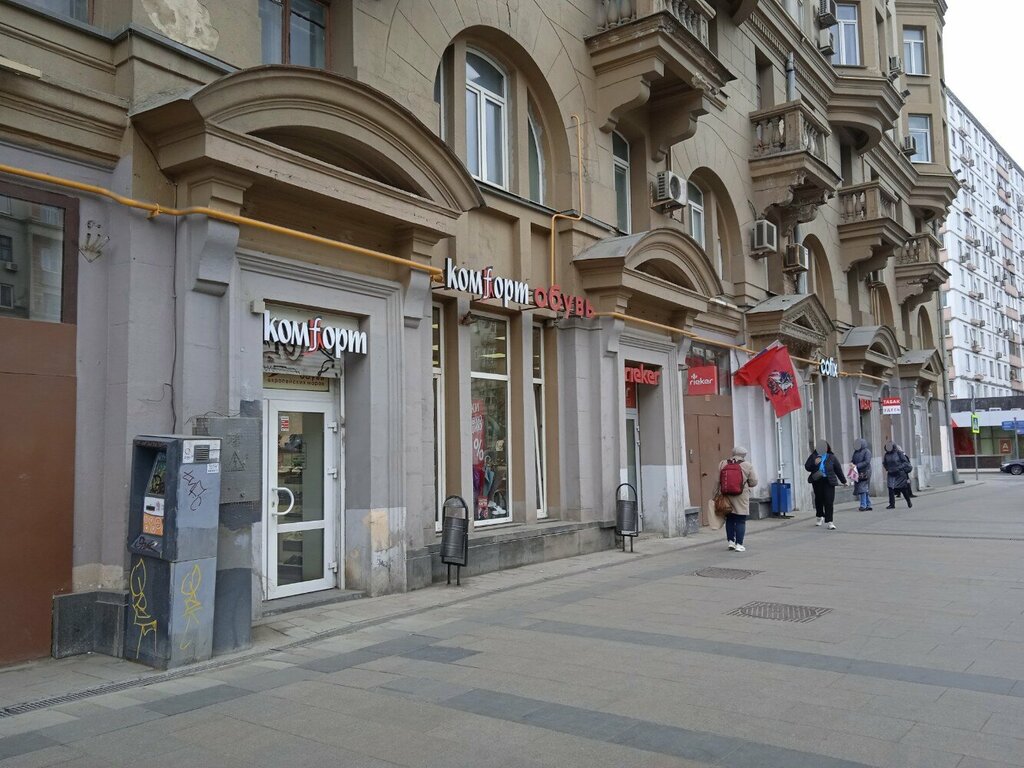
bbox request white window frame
[532,325,547,519]
[527,105,545,205]
[909,114,933,164]
[903,27,926,75]
[432,305,445,532]
[469,312,512,527]
[465,49,509,189]
[613,132,631,234]
[434,59,446,139]
[832,4,861,67]
[687,182,706,249]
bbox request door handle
[271,486,295,516]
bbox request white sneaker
[827,522,837,530]
[728,540,736,550]
[734,544,746,552]
[815,517,824,526]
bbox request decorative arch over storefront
[897,348,943,397]
[572,227,724,319]
[132,66,483,236]
[839,325,901,379]
[745,294,835,359]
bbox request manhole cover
[693,567,763,580]
[728,601,832,623]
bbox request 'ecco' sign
[819,357,839,378]
[624,363,661,385]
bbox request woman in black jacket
[882,441,913,509]
[805,440,848,529]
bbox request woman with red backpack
[714,446,758,552]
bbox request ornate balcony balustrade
[597,0,711,48]
[748,100,838,232]
[894,232,950,310]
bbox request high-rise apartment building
[942,91,1024,398]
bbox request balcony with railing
[587,0,733,156]
[827,73,904,153]
[837,180,910,273]
[749,100,839,232]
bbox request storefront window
[684,343,731,396]
[533,325,546,518]
[0,190,72,324]
[432,305,445,531]
[470,315,510,524]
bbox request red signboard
[624,380,637,409]
[687,365,717,395]
[859,398,872,412]
[881,397,902,415]
[1000,439,1013,454]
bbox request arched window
[613,132,630,233]
[687,182,705,249]
[466,50,507,188]
[527,104,545,205]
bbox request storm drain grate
[693,567,763,580]
[728,601,832,623]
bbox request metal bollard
[615,483,639,552]
[440,495,469,585]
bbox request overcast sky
[943,2,1024,165]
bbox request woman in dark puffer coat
[882,441,913,509]
[851,438,872,511]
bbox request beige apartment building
[0,0,957,665]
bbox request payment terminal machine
[124,436,221,668]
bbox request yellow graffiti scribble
[179,563,202,651]
[129,558,157,659]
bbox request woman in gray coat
[851,438,873,511]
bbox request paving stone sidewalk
[3,477,1015,768]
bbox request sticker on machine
[143,496,165,517]
[142,513,164,536]
[208,463,220,474]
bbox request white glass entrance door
[265,397,339,599]
[625,409,642,523]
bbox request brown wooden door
[0,318,75,664]
[684,395,734,525]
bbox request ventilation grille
[728,601,832,623]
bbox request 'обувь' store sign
[443,258,594,318]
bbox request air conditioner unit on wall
[888,56,903,78]
[817,0,838,27]
[652,170,686,210]
[2,262,17,272]
[866,270,885,288]
[817,29,835,56]
[750,219,778,255]
[901,136,918,157]
[783,244,810,273]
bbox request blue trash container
[770,481,792,516]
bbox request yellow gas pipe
[0,163,443,278]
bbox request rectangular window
[466,51,508,189]
[470,315,510,525]
[259,0,327,67]
[832,4,861,66]
[0,189,73,323]
[23,0,88,22]
[532,325,547,519]
[613,132,630,233]
[432,305,445,532]
[909,114,932,164]
[903,27,926,75]
[0,284,12,310]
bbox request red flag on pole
[733,342,802,418]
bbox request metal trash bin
[615,483,640,552]
[440,495,469,585]
[770,481,792,517]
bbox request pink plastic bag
[846,463,859,484]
